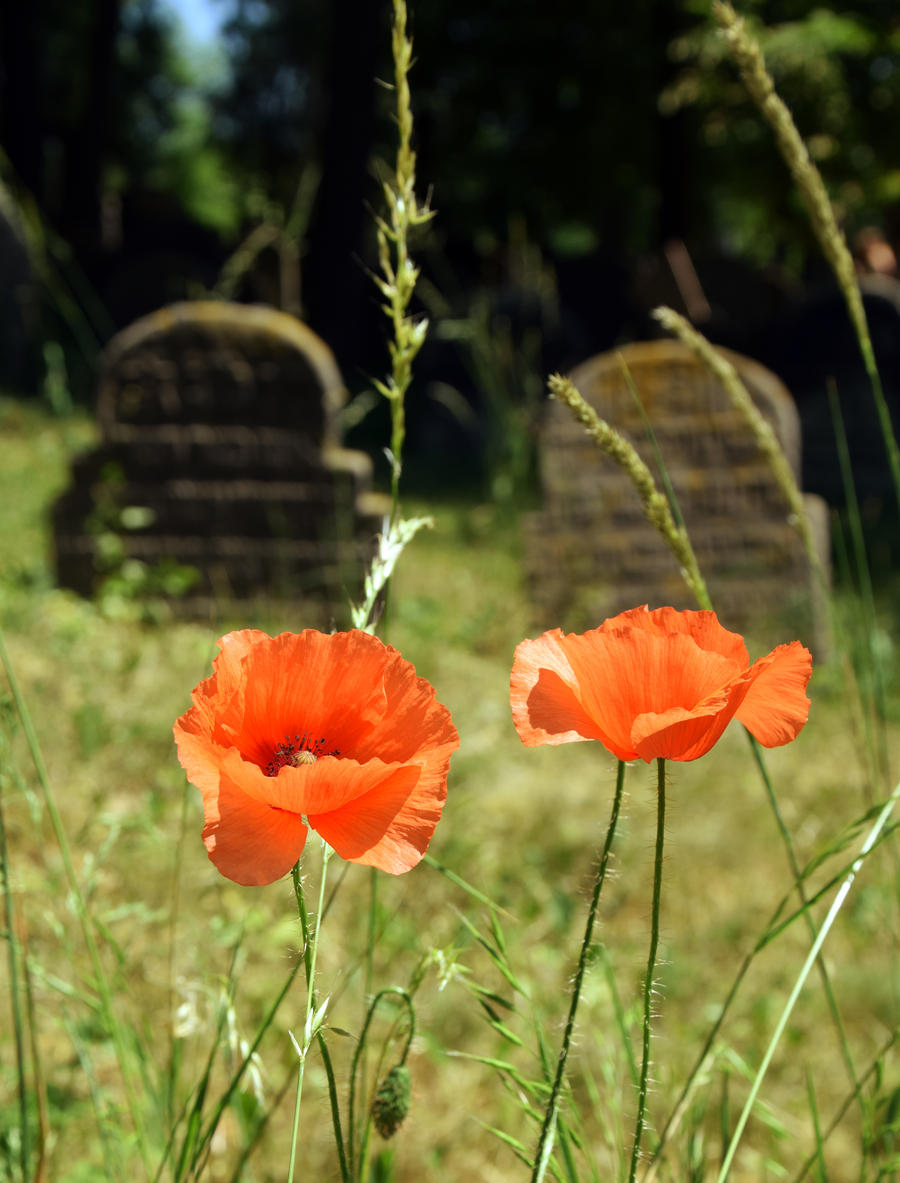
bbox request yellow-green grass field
[2,396,900,1182]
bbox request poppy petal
[561,628,743,761]
[309,760,447,873]
[735,641,812,747]
[201,771,308,886]
[597,605,750,666]
[632,699,731,761]
[511,632,611,747]
[227,630,456,767]
[173,707,226,797]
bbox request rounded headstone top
[567,339,800,478]
[96,301,346,447]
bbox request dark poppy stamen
[265,733,339,776]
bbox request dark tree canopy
[1,0,899,392]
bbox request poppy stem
[288,841,335,1183]
[530,759,627,1183]
[629,757,667,1183]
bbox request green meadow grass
[2,396,900,1182]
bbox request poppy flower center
[265,733,338,777]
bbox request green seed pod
[371,1064,412,1139]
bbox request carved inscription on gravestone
[53,302,388,614]
[523,340,829,644]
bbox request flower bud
[371,1064,411,1139]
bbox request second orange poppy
[510,605,812,762]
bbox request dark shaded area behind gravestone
[0,205,39,394]
[53,301,389,617]
[755,275,900,564]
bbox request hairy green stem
[629,758,667,1183]
[531,759,627,1183]
[288,842,334,1183]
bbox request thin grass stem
[225,1065,297,1183]
[186,950,302,1176]
[21,918,48,1183]
[0,783,29,1180]
[745,734,862,1109]
[373,0,432,518]
[597,943,639,1089]
[715,775,900,1182]
[828,381,890,792]
[652,304,823,584]
[0,628,152,1174]
[713,0,900,517]
[619,354,691,543]
[176,940,243,1181]
[349,988,414,1182]
[165,777,192,1130]
[288,841,334,1183]
[548,374,711,610]
[790,1029,900,1183]
[531,759,628,1183]
[629,758,667,1183]
[648,800,899,1178]
[63,1007,122,1180]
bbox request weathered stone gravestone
[523,339,829,648]
[53,302,389,616]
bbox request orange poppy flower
[511,606,812,762]
[174,629,458,886]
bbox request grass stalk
[63,1008,122,1180]
[0,783,29,1180]
[0,627,153,1175]
[172,940,243,1181]
[713,0,900,518]
[745,735,863,1104]
[651,305,823,581]
[372,0,433,517]
[548,373,711,609]
[20,919,48,1183]
[715,775,900,1182]
[349,988,415,1182]
[628,758,667,1183]
[531,759,627,1182]
[790,1029,900,1183]
[828,382,890,792]
[165,778,192,1130]
[184,948,302,1178]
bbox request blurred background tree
[0,0,898,405]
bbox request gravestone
[523,340,829,649]
[53,301,389,616]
